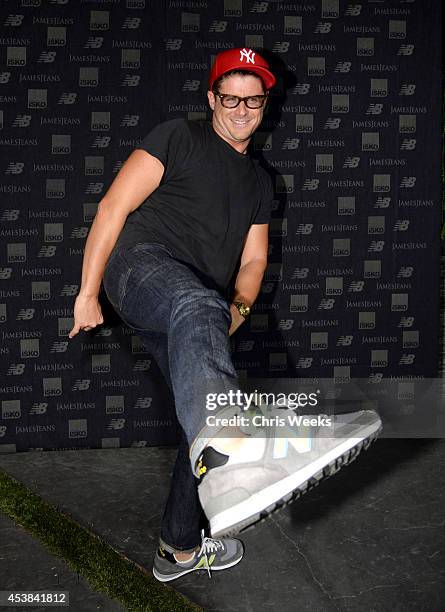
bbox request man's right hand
[68,294,104,338]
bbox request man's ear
[207,90,215,111]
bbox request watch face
[237,302,250,317]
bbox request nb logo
[61,285,79,296]
[122,17,141,29]
[85,37,103,49]
[165,39,182,50]
[297,358,313,369]
[334,62,351,73]
[30,403,48,415]
[343,157,360,168]
[272,42,290,53]
[296,224,313,235]
[240,48,256,64]
[401,139,416,151]
[293,83,310,94]
[86,182,104,194]
[400,84,416,95]
[209,20,227,32]
[8,363,25,375]
[37,51,56,63]
[13,115,31,127]
[291,268,309,279]
[5,14,25,26]
[398,44,414,56]
[1,209,20,221]
[17,309,35,320]
[70,228,89,238]
[325,118,341,129]
[121,115,139,127]
[337,335,353,346]
[123,75,140,87]
[318,298,335,309]
[135,397,153,409]
[368,241,385,252]
[315,22,332,34]
[399,354,415,365]
[394,220,409,231]
[237,340,254,352]
[366,103,383,114]
[38,246,57,257]
[278,319,294,331]
[348,281,364,292]
[92,137,111,148]
[250,2,269,13]
[283,138,300,150]
[182,79,200,91]
[345,5,362,16]
[108,418,126,430]
[398,316,414,328]
[72,379,91,391]
[400,177,416,188]
[58,92,77,104]
[5,162,24,174]
[368,373,383,383]
[397,266,413,278]
[302,179,319,190]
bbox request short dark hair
[212,69,266,94]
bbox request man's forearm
[78,201,127,298]
[228,260,266,336]
[231,259,267,307]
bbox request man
[69,48,382,582]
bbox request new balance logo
[134,398,153,409]
[337,335,353,346]
[165,39,182,50]
[209,20,227,32]
[133,359,152,371]
[399,354,415,365]
[291,268,309,279]
[397,266,413,278]
[1,209,20,221]
[12,115,31,127]
[398,316,414,328]
[5,162,24,174]
[348,281,364,292]
[297,357,313,369]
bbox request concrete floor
[0,438,444,611]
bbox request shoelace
[198,529,225,579]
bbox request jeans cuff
[159,535,200,554]
[189,403,243,477]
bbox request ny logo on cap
[240,48,255,64]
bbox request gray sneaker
[152,529,244,582]
[196,408,382,538]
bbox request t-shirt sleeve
[135,118,193,183]
[252,166,274,225]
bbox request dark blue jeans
[102,242,242,551]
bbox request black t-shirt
[113,118,274,295]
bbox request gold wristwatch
[233,301,251,318]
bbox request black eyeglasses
[213,90,269,109]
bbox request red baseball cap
[209,47,276,92]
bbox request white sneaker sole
[209,416,382,539]
[152,554,243,582]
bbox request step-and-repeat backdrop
[1,0,442,452]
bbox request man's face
[207,74,266,154]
